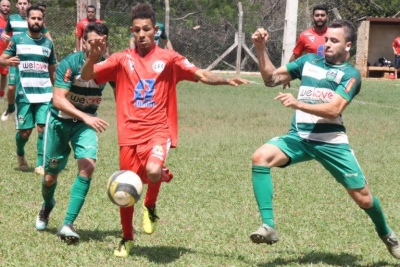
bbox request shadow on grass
[257,252,393,267]
[133,245,194,264]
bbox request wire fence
[35,4,322,72]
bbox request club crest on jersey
[326,69,338,81]
[308,36,315,42]
[42,47,50,56]
[152,60,165,73]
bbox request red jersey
[94,46,199,147]
[393,37,400,54]
[292,27,327,58]
[75,18,103,37]
[0,16,7,52]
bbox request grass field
[1,77,400,266]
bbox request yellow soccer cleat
[114,239,133,258]
[142,204,159,234]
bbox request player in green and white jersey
[129,21,173,50]
[34,22,110,243]
[1,0,54,125]
[0,6,56,174]
[249,19,400,260]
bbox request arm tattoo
[264,73,282,87]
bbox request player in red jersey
[284,4,328,89]
[392,36,400,78]
[75,5,109,56]
[81,3,249,258]
[0,0,10,100]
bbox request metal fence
[35,4,318,72]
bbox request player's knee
[146,163,162,183]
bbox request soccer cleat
[57,223,80,243]
[381,231,400,259]
[17,155,29,171]
[1,109,13,121]
[249,224,279,245]
[34,166,45,176]
[143,204,159,234]
[114,239,133,257]
[35,199,56,230]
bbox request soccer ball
[107,170,143,207]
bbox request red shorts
[0,66,9,75]
[119,137,171,184]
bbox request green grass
[1,77,400,266]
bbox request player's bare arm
[274,92,349,120]
[48,64,56,85]
[193,69,250,86]
[53,87,109,133]
[252,28,291,88]
[0,54,19,67]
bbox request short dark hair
[26,5,43,18]
[329,19,356,44]
[86,5,96,12]
[83,22,108,41]
[313,4,328,15]
[131,3,155,25]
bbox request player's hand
[283,82,291,89]
[1,33,10,42]
[84,116,109,133]
[226,77,251,86]
[274,92,298,109]
[252,28,269,49]
[7,56,20,67]
[87,35,107,59]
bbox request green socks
[16,132,29,156]
[36,132,44,167]
[363,196,391,237]
[63,175,91,225]
[252,165,275,228]
[41,177,57,209]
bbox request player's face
[313,10,328,29]
[83,31,106,59]
[130,18,158,54]
[324,27,350,64]
[86,8,96,20]
[0,1,10,15]
[27,10,43,33]
[16,0,30,17]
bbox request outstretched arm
[0,54,18,68]
[252,28,292,87]
[193,69,250,86]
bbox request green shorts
[43,113,98,174]
[8,67,17,85]
[267,132,366,189]
[15,102,49,130]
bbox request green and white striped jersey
[4,32,56,103]
[51,51,106,118]
[5,14,48,36]
[286,53,361,144]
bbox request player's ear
[82,39,87,50]
[129,26,133,34]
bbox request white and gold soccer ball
[107,170,143,207]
